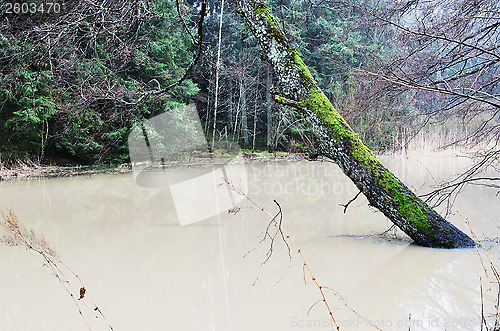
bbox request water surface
[1,154,499,330]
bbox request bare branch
[150,0,208,96]
[339,190,363,214]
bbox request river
[1,153,499,330]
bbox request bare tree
[350,0,500,206]
[210,0,225,152]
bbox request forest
[0,0,498,168]
[1,0,500,329]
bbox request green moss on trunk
[235,0,474,248]
[295,87,433,234]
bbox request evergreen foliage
[0,0,199,164]
[0,0,445,165]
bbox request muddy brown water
[1,153,499,330]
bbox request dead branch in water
[0,209,113,330]
[221,177,383,331]
[242,199,292,284]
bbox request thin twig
[142,0,207,99]
[222,177,385,331]
[418,161,500,323]
[339,191,362,213]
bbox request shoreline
[0,148,471,182]
[0,152,306,182]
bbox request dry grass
[0,209,113,330]
[0,209,57,258]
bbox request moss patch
[296,87,432,233]
[375,166,431,233]
[289,48,315,86]
[244,0,472,247]
[253,3,279,27]
[257,0,433,236]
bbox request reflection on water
[0,154,499,330]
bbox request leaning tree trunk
[231,0,475,248]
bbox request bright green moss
[269,27,287,46]
[253,3,278,27]
[296,87,432,233]
[376,169,431,233]
[290,49,315,85]
[260,2,432,235]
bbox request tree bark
[210,0,225,153]
[239,75,249,145]
[266,68,274,150]
[230,0,475,248]
[252,91,258,152]
[228,78,234,131]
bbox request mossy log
[231,0,475,248]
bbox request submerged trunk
[230,0,475,248]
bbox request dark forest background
[0,0,499,166]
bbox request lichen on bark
[231,0,475,248]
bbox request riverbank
[0,161,132,182]
[0,152,305,182]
